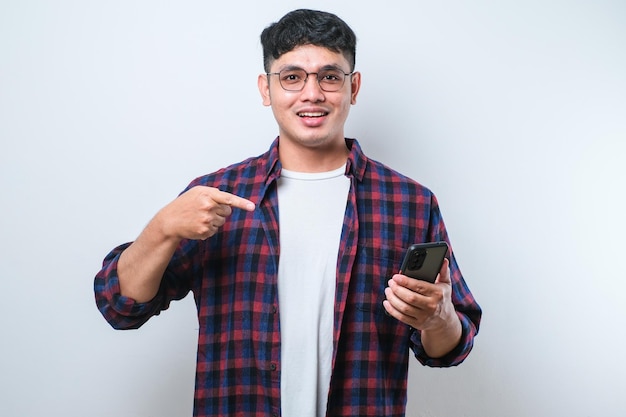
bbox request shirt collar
[262,137,367,185]
[344,138,367,182]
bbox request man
[95,9,481,417]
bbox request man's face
[258,44,361,153]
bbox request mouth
[297,111,328,118]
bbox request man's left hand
[383,258,462,357]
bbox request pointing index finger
[214,190,256,212]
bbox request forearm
[420,311,463,358]
[118,216,181,303]
[115,186,255,303]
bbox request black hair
[260,9,357,72]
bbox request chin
[299,135,340,149]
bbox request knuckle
[397,303,413,315]
[406,292,419,306]
[424,300,439,314]
[196,226,210,237]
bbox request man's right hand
[155,186,256,241]
[117,186,255,302]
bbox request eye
[320,71,343,82]
[280,70,305,84]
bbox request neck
[278,138,349,173]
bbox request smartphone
[399,242,449,283]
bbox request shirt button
[271,305,277,314]
[270,362,277,371]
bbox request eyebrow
[277,64,348,73]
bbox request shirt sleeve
[409,193,482,367]
[410,307,479,367]
[94,242,194,330]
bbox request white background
[1,1,625,416]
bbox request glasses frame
[266,67,354,92]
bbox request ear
[349,71,361,105]
[258,74,271,106]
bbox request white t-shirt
[277,164,350,417]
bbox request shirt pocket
[352,243,406,316]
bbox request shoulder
[362,156,435,200]
[186,152,271,191]
[349,138,434,198]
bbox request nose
[300,73,325,101]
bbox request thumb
[435,258,452,285]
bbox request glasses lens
[318,69,346,92]
[278,69,307,91]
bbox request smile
[298,112,327,117]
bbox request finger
[392,273,435,297]
[387,279,428,311]
[211,189,256,212]
[213,204,233,218]
[382,299,406,321]
[384,287,420,322]
[211,215,227,228]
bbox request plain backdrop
[1,1,625,416]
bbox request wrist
[150,209,183,243]
[421,312,462,358]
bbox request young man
[95,9,481,417]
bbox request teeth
[298,112,325,117]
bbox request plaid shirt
[95,138,481,417]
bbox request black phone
[399,242,449,283]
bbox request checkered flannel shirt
[95,137,481,417]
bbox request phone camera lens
[410,249,427,270]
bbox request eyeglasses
[266,68,354,92]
